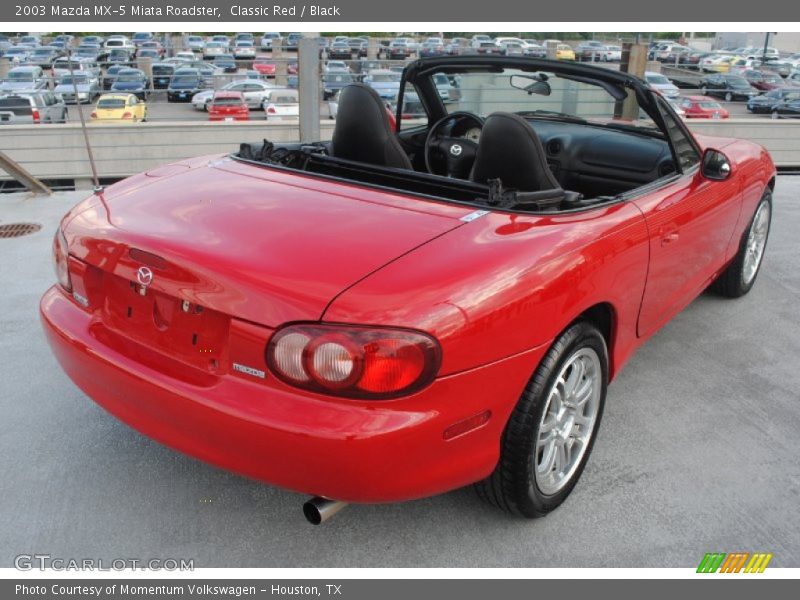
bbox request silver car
[0,92,68,124]
[1,66,48,94]
[192,79,275,110]
[54,73,100,104]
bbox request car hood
[1,81,38,91]
[64,156,467,327]
[112,81,144,89]
[55,83,92,92]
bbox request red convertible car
[41,56,775,524]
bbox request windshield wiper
[516,110,587,124]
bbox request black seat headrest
[331,84,413,170]
[470,112,562,192]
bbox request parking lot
[1,176,798,568]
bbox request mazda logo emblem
[450,144,463,156]
[136,266,153,286]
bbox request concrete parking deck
[1,177,798,568]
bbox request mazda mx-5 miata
[41,56,775,524]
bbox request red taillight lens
[122,112,132,119]
[90,111,97,119]
[267,106,276,114]
[32,108,40,124]
[52,228,72,292]
[267,324,441,399]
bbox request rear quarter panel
[324,201,650,381]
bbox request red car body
[252,59,276,77]
[40,58,776,506]
[681,95,730,119]
[207,91,249,121]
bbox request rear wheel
[475,321,608,517]
[711,191,772,298]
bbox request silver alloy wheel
[742,200,771,286]
[534,347,601,495]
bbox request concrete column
[137,57,153,95]
[298,38,320,144]
[546,41,558,60]
[273,38,287,87]
[619,43,648,121]
[0,57,10,79]
[368,37,379,60]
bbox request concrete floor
[1,177,798,568]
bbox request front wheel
[711,191,772,298]
[475,321,608,517]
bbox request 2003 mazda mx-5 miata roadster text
[41,56,775,523]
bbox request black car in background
[327,42,352,60]
[167,68,206,102]
[322,71,354,100]
[152,63,175,89]
[110,68,149,100]
[283,32,302,51]
[102,64,127,90]
[214,54,238,73]
[748,88,800,114]
[700,74,760,101]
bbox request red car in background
[679,95,730,119]
[41,57,775,524]
[252,57,276,77]
[207,91,249,121]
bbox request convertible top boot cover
[331,84,414,170]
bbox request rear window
[97,98,126,108]
[212,97,244,106]
[0,97,32,114]
[152,65,174,76]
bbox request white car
[202,41,228,59]
[262,89,299,120]
[644,71,680,99]
[603,45,622,61]
[174,51,196,62]
[260,32,281,51]
[233,41,256,59]
[191,79,275,111]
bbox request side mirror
[701,148,732,181]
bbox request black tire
[711,190,772,298]
[475,321,608,518]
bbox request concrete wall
[1,119,798,187]
[0,121,335,184]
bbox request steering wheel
[424,112,484,179]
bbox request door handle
[659,225,680,246]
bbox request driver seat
[330,84,413,170]
[470,112,562,192]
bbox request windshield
[728,77,750,88]
[117,74,142,82]
[60,75,88,84]
[172,76,200,86]
[647,75,671,85]
[371,73,400,83]
[698,101,721,109]
[8,71,34,81]
[440,68,658,131]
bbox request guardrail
[0,118,798,188]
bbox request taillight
[267,324,441,399]
[122,112,132,119]
[52,228,72,292]
[90,111,97,119]
[32,108,40,124]
[267,106,276,114]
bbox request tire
[700,87,707,96]
[711,190,772,298]
[725,92,733,102]
[475,321,608,518]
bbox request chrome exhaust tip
[303,496,347,525]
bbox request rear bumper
[41,286,545,503]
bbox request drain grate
[0,223,42,238]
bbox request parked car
[136,48,160,61]
[419,38,446,58]
[110,68,149,100]
[742,69,785,91]
[262,89,299,120]
[363,69,401,101]
[475,41,504,55]
[0,66,47,93]
[152,63,176,89]
[283,33,303,51]
[132,32,153,48]
[524,43,548,59]
[385,41,411,60]
[203,41,228,60]
[41,55,776,524]
[192,79,275,111]
[167,68,206,102]
[644,71,680,99]
[184,35,205,53]
[700,74,760,101]
[327,42,353,60]
[253,56,277,77]
[214,54,238,73]
[54,72,100,104]
[322,71,355,100]
[678,95,729,119]
[174,51,196,62]
[260,32,281,51]
[29,46,63,68]
[3,46,30,64]
[0,91,68,124]
[208,91,249,121]
[603,45,622,62]
[233,41,256,60]
[747,87,800,113]
[81,35,104,46]
[771,98,800,118]
[90,93,147,123]
[106,48,135,66]
[556,44,576,61]
[138,41,165,58]
[575,41,609,61]
[324,60,351,74]
[102,64,127,90]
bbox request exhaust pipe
[303,496,347,525]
